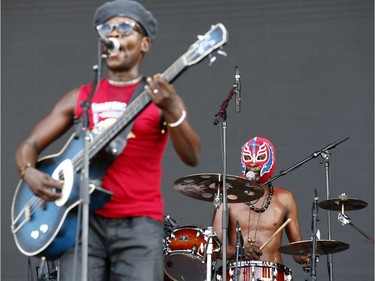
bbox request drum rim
[164,250,206,258]
[168,225,222,245]
[217,260,292,274]
[172,224,206,229]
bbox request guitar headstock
[183,23,228,66]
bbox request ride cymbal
[174,173,264,203]
[280,240,350,256]
[319,198,368,211]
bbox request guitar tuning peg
[217,47,227,57]
[208,54,217,66]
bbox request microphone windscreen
[246,171,256,181]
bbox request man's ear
[141,37,151,53]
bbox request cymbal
[280,240,350,256]
[319,198,368,211]
[174,173,264,203]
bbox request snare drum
[164,225,221,281]
[216,260,292,281]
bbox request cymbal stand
[259,136,349,281]
[318,136,350,281]
[337,203,375,243]
[310,189,319,281]
[213,72,239,281]
[320,149,334,281]
[204,227,215,281]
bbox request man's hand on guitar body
[23,168,63,201]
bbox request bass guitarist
[14,1,201,280]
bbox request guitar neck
[70,23,228,171]
[71,55,188,170]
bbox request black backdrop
[2,0,374,280]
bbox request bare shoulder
[228,202,248,212]
[51,87,80,114]
[60,87,80,106]
[273,186,295,202]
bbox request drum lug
[273,267,278,280]
[191,245,197,254]
[251,265,255,281]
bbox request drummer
[212,136,308,268]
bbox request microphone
[100,38,120,54]
[234,66,241,113]
[246,171,256,181]
[236,221,244,256]
[311,189,319,233]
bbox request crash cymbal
[319,197,368,211]
[280,240,350,256]
[174,173,264,203]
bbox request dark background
[2,0,374,280]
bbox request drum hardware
[279,239,350,256]
[216,261,293,281]
[318,193,368,211]
[253,137,349,281]
[318,193,374,243]
[338,212,375,243]
[174,173,265,203]
[263,136,348,281]
[229,219,293,281]
[173,172,264,281]
[163,225,221,281]
[204,227,217,281]
[310,189,319,281]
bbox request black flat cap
[93,0,157,42]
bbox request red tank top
[75,78,168,221]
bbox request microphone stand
[260,136,349,187]
[234,221,243,281]
[213,82,237,281]
[77,40,105,281]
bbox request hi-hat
[174,173,264,203]
[280,240,350,256]
[319,197,368,211]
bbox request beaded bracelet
[19,163,32,179]
[168,110,186,128]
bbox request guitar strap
[105,77,147,156]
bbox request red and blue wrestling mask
[241,137,276,184]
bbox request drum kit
[162,172,371,281]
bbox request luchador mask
[241,137,276,184]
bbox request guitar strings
[15,44,202,228]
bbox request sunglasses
[96,21,144,38]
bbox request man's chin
[106,64,128,72]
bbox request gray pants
[58,214,164,281]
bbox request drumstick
[260,218,292,250]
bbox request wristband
[168,110,186,128]
[19,163,32,179]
